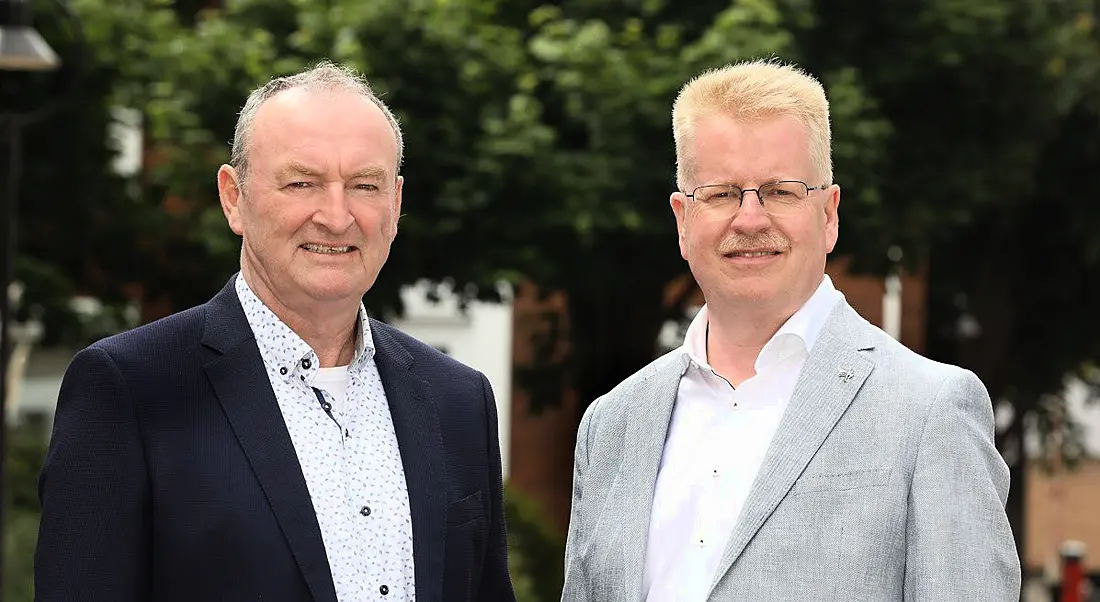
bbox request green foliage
[3,419,50,602]
[505,485,566,602]
[13,0,1100,569]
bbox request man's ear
[824,183,840,254]
[218,165,245,236]
[671,191,690,260]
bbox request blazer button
[360,506,371,517]
[379,584,389,595]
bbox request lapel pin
[838,368,854,383]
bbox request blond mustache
[717,235,790,254]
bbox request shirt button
[360,506,371,517]
[321,401,332,412]
[379,584,389,595]
[279,367,288,375]
[302,358,312,369]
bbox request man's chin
[296,273,372,305]
[710,274,783,304]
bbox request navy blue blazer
[34,277,515,602]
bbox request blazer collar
[706,301,878,595]
[587,350,689,601]
[201,274,339,602]
[202,277,448,602]
[369,319,450,601]
[200,275,255,354]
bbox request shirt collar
[681,274,844,373]
[234,273,376,385]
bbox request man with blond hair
[560,59,1020,601]
[35,61,515,602]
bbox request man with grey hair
[35,60,516,602]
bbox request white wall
[385,280,514,478]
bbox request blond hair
[672,59,832,190]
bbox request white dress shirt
[236,274,416,601]
[643,275,843,602]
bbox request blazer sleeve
[476,373,517,602]
[560,398,596,602]
[903,369,1021,601]
[35,346,151,602]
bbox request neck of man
[240,267,360,368]
[704,306,787,386]
[703,276,823,386]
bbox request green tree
[788,0,1100,564]
[15,1,1100,583]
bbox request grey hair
[229,60,404,189]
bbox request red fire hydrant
[1060,540,1087,602]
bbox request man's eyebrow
[276,162,323,179]
[350,166,391,180]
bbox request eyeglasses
[685,180,827,218]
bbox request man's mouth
[301,243,356,254]
[725,250,781,258]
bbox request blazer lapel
[370,321,446,602]
[201,277,338,602]
[593,352,689,601]
[706,302,876,597]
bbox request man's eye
[287,182,312,189]
[355,184,378,191]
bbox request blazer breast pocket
[789,467,892,496]
[447,490,484,528]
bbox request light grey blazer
[561,301,1021,602]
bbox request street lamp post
[0,0,59,71]
[1,0,72,596]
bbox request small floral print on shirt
[236,274,416,601]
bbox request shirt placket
[296,362,356,599]
[344,372,389,598]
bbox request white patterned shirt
[235,274,415,601]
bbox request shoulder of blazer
[90,304,208,362]
[580,348,688,434]
[369,317,483,380]
[832,302,979,409]
[89,276,242,370]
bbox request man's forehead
[251,87,392,142]
[691,118,813,180]
[248,88,399,173]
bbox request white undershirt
[313,366,351,415]
[643,275,843,602]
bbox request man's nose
[312,184,355,233]
[730,189,771,232]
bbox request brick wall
[1026,459,1100,573]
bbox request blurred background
[2,0,1099,600]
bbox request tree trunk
[567,282,671,416]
